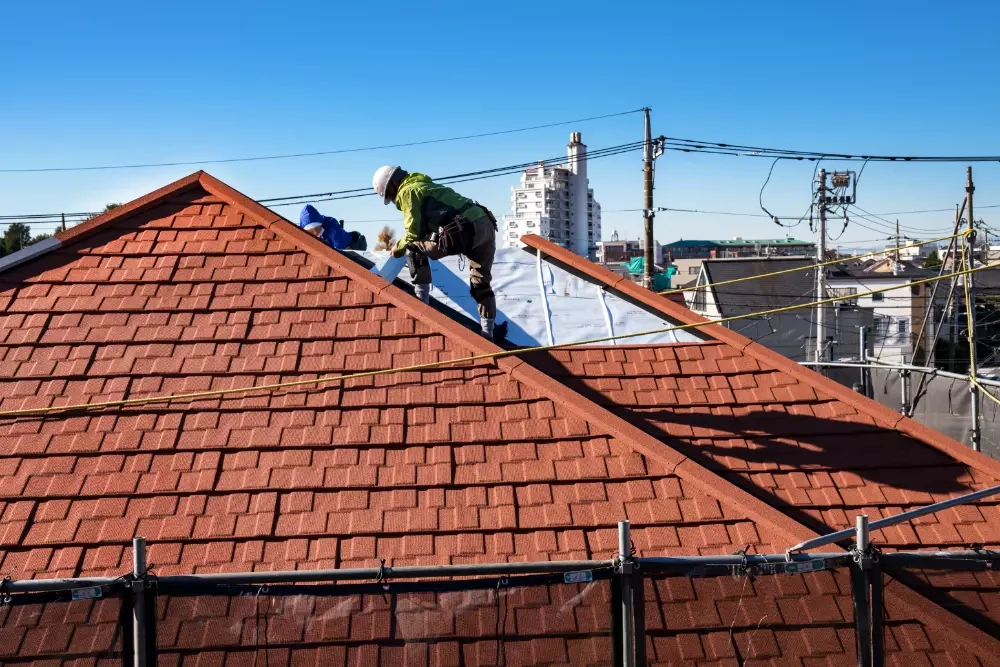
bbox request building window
[828,287,858,305]
[692,288,707,311]
[508,223,517,229]
[898,319,908,334]
[688,266,699,275]
[509,232,518,238]
[872,293,884,302]
[526,221,535,227]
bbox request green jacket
[393,173,488,254]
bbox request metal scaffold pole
[618,520,636,667]
[132,537,147,667]
[966,167,981,452]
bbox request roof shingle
[0,174,998,665]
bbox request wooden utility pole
[895,219,901,263]
[642,108,655,289]
[966,166,981,452]
[814,169,827,362]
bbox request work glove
[392,246,406,259]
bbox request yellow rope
[659,230,968,296]
[2,258,998,419]
[961,234,982,417]
[973,379,1000,407]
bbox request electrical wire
[5,199,992,228]
[661,136,1000,163]
[0,144,644,226]
[0,254,993,420]
[0,109,645,173]
[256,142,644,206]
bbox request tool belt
[433,202,496,257]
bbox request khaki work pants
[406,216,496,319]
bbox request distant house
[667,258,703,289]
[664,237,815,260]
[595,236,662,265]
[684,257,872,362]
[826,258,941,364]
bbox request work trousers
[406,216,496,319]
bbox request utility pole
[948,205,960,372]
[642,108,655,290]
[966,166,981,452]
[895,220,901,263]
[814,169,827,362]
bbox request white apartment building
[501,132,602,259]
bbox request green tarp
[625,258,674,290]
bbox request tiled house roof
[0,172,997,665]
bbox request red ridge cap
[521,234,1000,480]
[56,171,205,246]
[197,172,284,227]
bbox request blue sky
[2,0,999,247]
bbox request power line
[661,136,1000,163]
[259,142,645,207]
[0,143,643,224]
[0,109,644,173]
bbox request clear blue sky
[2,1,999,247]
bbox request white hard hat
[373,165,401,205]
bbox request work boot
[481,317,495,339]
[414,283,431,304]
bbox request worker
[373,165,499,339]
[299,204,367,251]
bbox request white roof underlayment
[357,247,702,347]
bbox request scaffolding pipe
[856,515,870,552]
[786,483,1000,557]
[852,516,873,667]
[5,549,1000,593]
[5,576,121,593]
[618,520,636,667]
[132,537,147,667]
[160,559,613,586]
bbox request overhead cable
[0,109,645,173]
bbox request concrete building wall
[501,133,601,260]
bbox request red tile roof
[0,174,997,665]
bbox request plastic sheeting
[358,248,703,348]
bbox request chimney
[567,132,589,257]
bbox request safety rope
[659,230,968,296]
[961,235,995,411]
[1,258,997,419]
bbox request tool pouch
[436,215,475,257]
